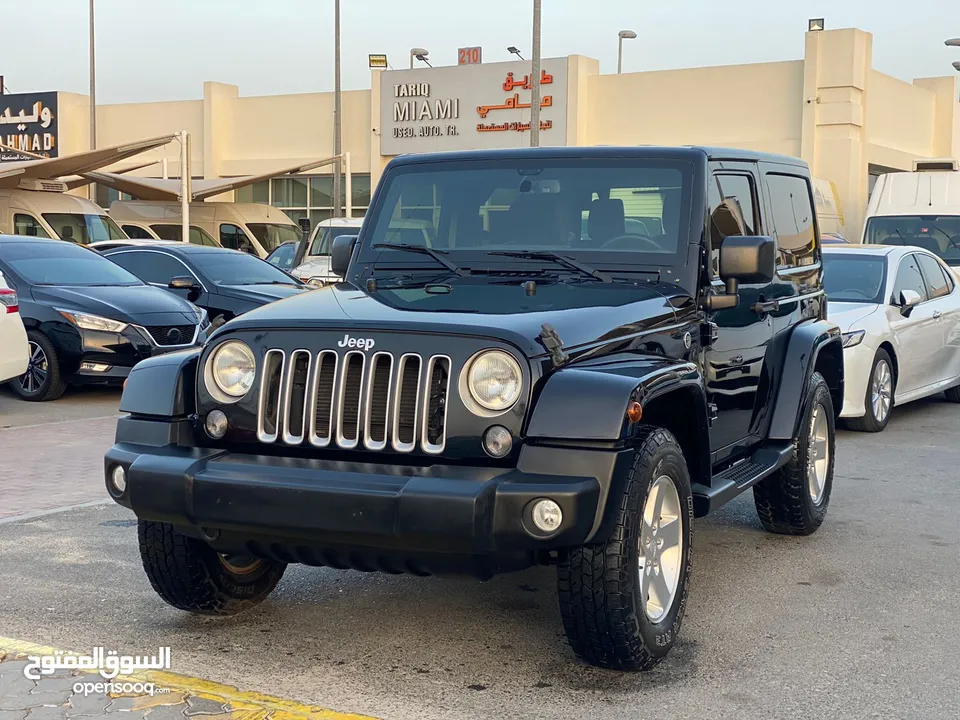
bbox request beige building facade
[8,27,958,238]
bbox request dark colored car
[264,241,298,270]
[0,236,209,401]
[100,243,310,327]
[107,147,844,670]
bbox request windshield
[823,253,887,304]
[864,215,960,265]
[309,226,361,257]
[189,251,302,286]
[246,223,301,253]
[0,242,142,286]
[357,159,693,272]
[267,243,297,269]
[42,214,126,244]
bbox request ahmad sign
[379,58,568,155]
[0,92,59,162]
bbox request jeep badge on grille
[337,334,376,351]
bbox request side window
[219,224,253,253]
[13,214,50,238]
[709,173,757,275]
[892,254,929,304]
[122,225,154,239]
[766,173,817,268]
[108,251,191,285]
[916,253,953,299]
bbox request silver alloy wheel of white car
[807,402,831,504]
[638,475,684,622]
[20,341,48,394]
[871,359,893,424]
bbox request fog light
[111,465,126,494]
[483,425,513,458]
[80,362,110,372]
[531,499,563,534]
[205,410,229,439]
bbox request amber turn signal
[626,401,643,423]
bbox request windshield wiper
[487,250,613,283]
[372,243,469,276]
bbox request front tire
[754,371,835,535]
[558,427,694,671]
[845,349,893,432]
[138,520,286,615]
[10,331,67,402]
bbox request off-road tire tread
[845,349,892,432]
[138,520,285,615]
[12,330,67,402]
[754,372,833,536]
[558,426,691,671]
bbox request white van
[812,177,846,238]
[0,187,126,243]
[109,201,301,259]
[861,158,960,266]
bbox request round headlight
[466,350,522,412]
[207,341,256,400]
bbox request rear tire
[844,349,893,432]
[558,426,694,671]
[138,520,286,615]
[9,331,67,402]
[943,385,960,403]
[754,371,835,535]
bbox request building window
[235,174,371,228]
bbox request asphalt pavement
[0,389,958,719]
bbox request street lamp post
[507,46,524,60]
[332,0,342,219]
[618,30,637,74]
[529,0,542,147]
[89,0,97,202]
[410,48,430,69]
[947,38,960,73]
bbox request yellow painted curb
[0,636,380,720]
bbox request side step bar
[691,441,795,517]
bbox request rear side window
[709,173,758,275]
[766,173,817,268]
[122,225,154,239]
[108,251,193,286]
[916,253,953,299]
[13,214,50,238]
[892,254,929,303]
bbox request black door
[703,163,776,459]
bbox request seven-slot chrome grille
[256,348,452,454]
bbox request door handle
[751,297,780,314]
[934,310,943,319]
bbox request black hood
[31,284,198,325]
[215,283,309,306]
[222,280,686,359]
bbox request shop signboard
[0,92,58,162]
[379,57,567,155]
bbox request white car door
[887,253,942,397]
[915,252,960,385]
[0,271,29,385]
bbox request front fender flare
[768,319,844,440]
[119,348,200,418]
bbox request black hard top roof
[386,145,808,169]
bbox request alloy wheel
[20,341,48,395]
[638,475,684,623]
[871,360,892,424]
[807,402,830,504]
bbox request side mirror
[705,236,776,311]
[168,276,201,301]
[330,234,358,277]
[898,289,923,316]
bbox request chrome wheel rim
[807,403,830,504]
[20,341,48,395]
[871,360,892,424]
[638,475,684,623]
[218,553,262,575]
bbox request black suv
[106,147,844,671]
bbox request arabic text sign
[0,92,58,161]
[23,646,172,681]
[379,57,568,155]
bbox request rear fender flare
[768,320,844,440]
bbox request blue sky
[3,0,957,103]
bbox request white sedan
[0,270,28,385]
[823,244,960,432]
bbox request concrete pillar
[801,28,872,239]
[914,76,960,159]
[202,82,238,180]
[564,55,600,146]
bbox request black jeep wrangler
[106,146,843,671]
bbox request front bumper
[839,342,876,418]
[63,325,208,382]
[105,417,632,575]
